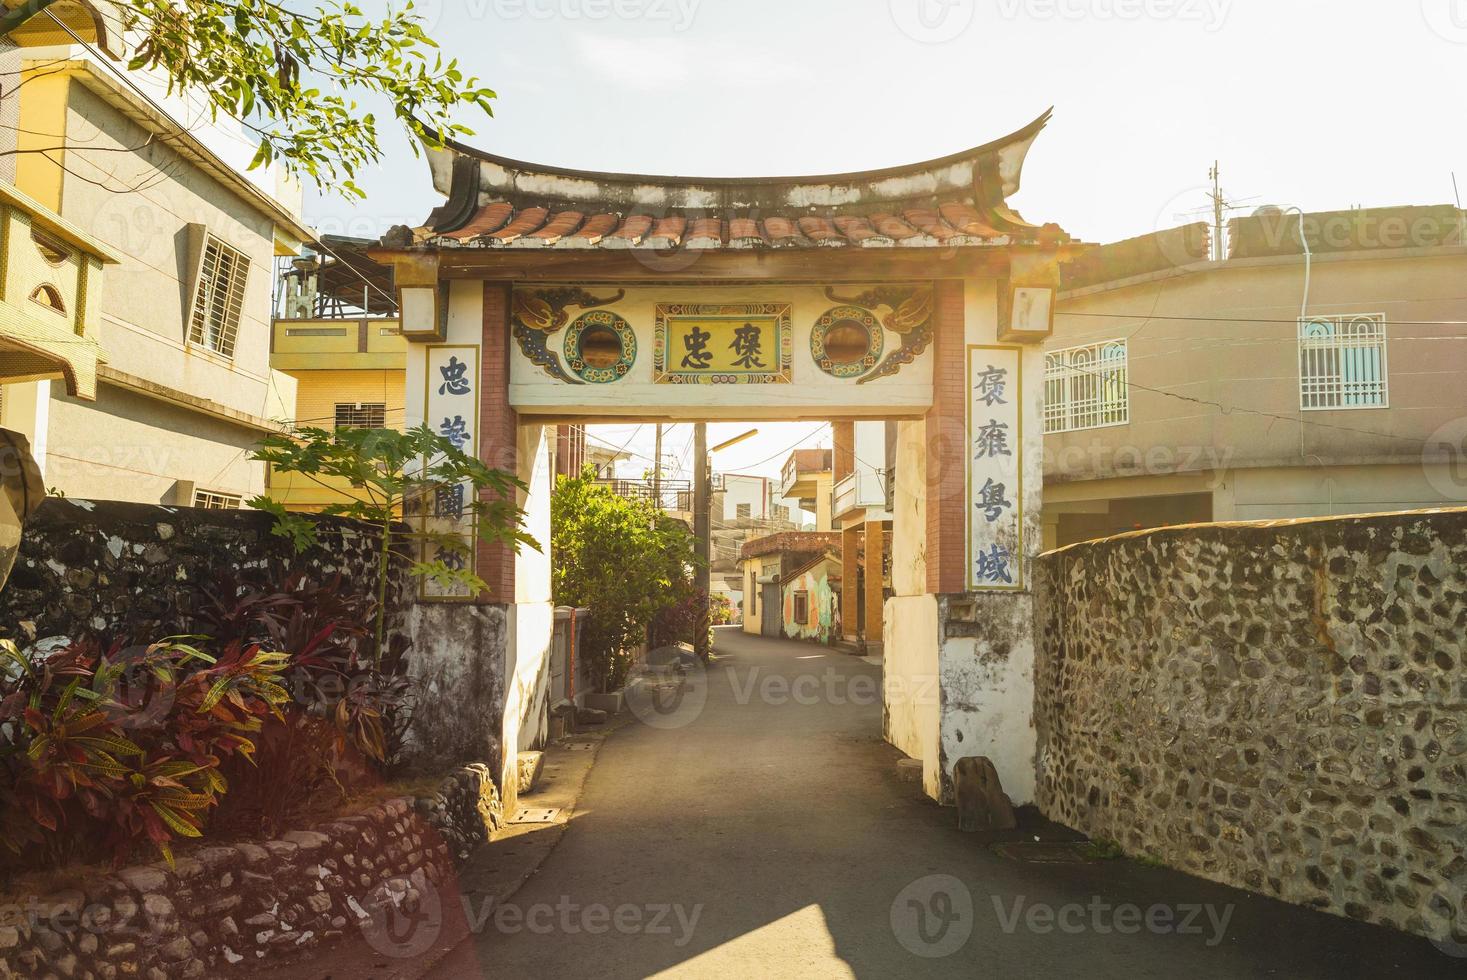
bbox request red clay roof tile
[939,203,1005,239]
[485,206,548,243]
[647,215,687,245]
[606,214,654,243]
[527,210,586,241]
[444,201,513,240]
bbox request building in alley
[0,12,308,506]
[269,239,405,511]
[1045,205,1467,549]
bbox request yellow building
[269,245,406,511]
[0,5,309,505]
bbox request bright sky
[305,0,1467,480]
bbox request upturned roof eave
[425,108,1054,216]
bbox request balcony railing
[832,469,889,520]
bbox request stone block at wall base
[582,691,624,715]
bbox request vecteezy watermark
[1424,417,1467,502]
[1421,0,1467,44]
[625,654,710,730]
[889,0,976,44]
[727,666,939,710]
[991,896,1234,945]
[416,0,701,32]
[464,897,703,947]
[994,0,1231,31]
[891,875,975,958]
[1044,441,1236,485]
[362,881,705,958]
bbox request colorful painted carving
[563,310,637,384]
[810,305,884,380]
[654,303,793,384]
[823,285,935,384]
[511,286,626,384]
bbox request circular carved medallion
[811,306,883,379]
[564,310,637,384]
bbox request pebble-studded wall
[1033,509,1467,948]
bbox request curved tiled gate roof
[410,109,1069,253]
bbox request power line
[1064,311,1467,327]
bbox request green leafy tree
[250,425,537,665]
[551,471,699,692]
[4,0,495,197]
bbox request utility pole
[692,422,711,661]
[652,424,664,510]
[1209,161,1226,261]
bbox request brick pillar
[925,279,967,595]
[477,282,517,601]
[841,524,860,642]
[832,421,855,481]
[864,520,886,641]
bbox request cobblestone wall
[1034,509,1467,946]
[0,499,508,772]
[0,766,503,977]
[0,498,409,646]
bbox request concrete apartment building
[1044,206,1467,550]
[0,11,308,506]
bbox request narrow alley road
[427,629,1449,979]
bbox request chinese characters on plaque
[418,346,481,600]
[653,303,792,384]
[968,346,1023,591]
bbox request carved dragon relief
[511,287,627,384]
[823,285,935,384]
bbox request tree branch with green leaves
[250,424,538,666]
[96,0,496,197]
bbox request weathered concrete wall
[1034,509,1467,944]
[782,561,838,644]
[401,603,509,775]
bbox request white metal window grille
[188,237,250,359]
[1044,340,1130,433]
[1298,315,1388,410]
[335,402,387,429]
[193,490,243,510]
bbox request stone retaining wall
[0,498,512,773]
[0,766,503,977]
[1034,509,1467,945]
[0,498,410,647]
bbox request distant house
[269,240,405,512]
[1048,206,1467,549]
[739,531,843,644]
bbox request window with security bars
[335,402,387,429]
[736,503,752,519]
[188,236,250,359]
[193,490,243,510]
[1299,315,1388,410]
[1044,340,1129,433]
[792,590,810,625]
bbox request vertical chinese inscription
[968,346,1023,591]
[421,345,481,600]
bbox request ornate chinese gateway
[370,108,1079,805]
